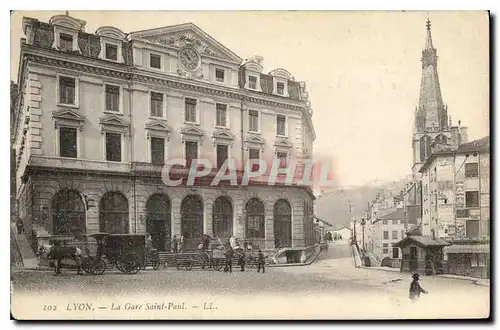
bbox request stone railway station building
[12,14,317,251]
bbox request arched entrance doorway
[212,196,233,241]
[146,194,171,252]
[245,198,265,239]
[99,192,129,234]
[274,199,292,247]
[52,189,86,240]
[181,195,203,250]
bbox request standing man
[16,218,24,234]
[224,243,233,273]
[409,273,428,302]
[172,235,178,254]
[238,250,246,272]
[257,250,265,273]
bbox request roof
[393,235,451,248]
[313,216,334,228]
[455,136,490,154]
[419,136,490,173]
[373,208,405,224]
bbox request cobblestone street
[11,256,489,319]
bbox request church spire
[415,18,447,132]
[425,19,434,50]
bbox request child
[409,273,427,301]
[257,250,265,273]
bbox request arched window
[213,196,233,240]
[425,135,432,159]
[245,198,265,239]
[274,199,292,247]
[146,194,171,251]
[52,189,86,239]
[181,195,203,250]
[99,192,129,234]
[419,136,426,162]
[435,134,448,145]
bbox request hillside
[314,178,408,230]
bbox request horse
[38,244,83,276]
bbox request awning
[444,244,490,254]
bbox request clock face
[179,47,200,71]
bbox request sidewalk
[365,266,490,286]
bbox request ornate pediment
[99,114,130,135]
[52,108,86,130]
[274,137,293,149]
[145,119,172,140]
[245,134,266,145]
[145,119,172,133]
[129,23,242,63]
[180,125,205,143]
[212,129,235,141]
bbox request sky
[9,11,490,187]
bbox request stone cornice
[23,48,309,112]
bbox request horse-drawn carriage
[39,233,160,275]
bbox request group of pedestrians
[222,236,265,274]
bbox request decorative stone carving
[154,32,221,57]
[52,108,86,131]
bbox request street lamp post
[361,218,366,251]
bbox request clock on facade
[179,47,201,71]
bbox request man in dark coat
[409,273,428,301]
[224,244,233,273]
[257,250,265,273]
[238,251,246,272]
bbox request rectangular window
[150,54,161,69]
[150,137,165,165]
[216,103,227,127]
[248,76,257,89]
[59,76,76,105]
[105,132,121,162]
[249,148,260,172]
[383,231,389,240]
[249,110,259,132]
[215,68,225,82]
[276,82,285,95]
[216,145,228,169]
[185,141,198,168]
[392,231,398,240]
[382,249,389,255]
[277,115,286,136]
[382,220,388,225]
[105,85,120,112]
[150,92,164,118]
[105,44,118,61]
[392,248,399,259]
[277,152,287,168]
[465,163,479,178]
[465,191,479,208]
[59,33,73,52]
[392,219,398,225]
[466,220,480,239]
[185,98,197,123]
[59,127,77,158]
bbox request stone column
[264,196,275,250]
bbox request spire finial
[426,18,431,30]
[424,18,434,50]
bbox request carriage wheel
[185,258,193,271]
[115,260,125,272]
[152,260,160,270]
[82,258,93,274]
[119,253,141,274]
[213,259,223,271]
[92,260,106,275]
